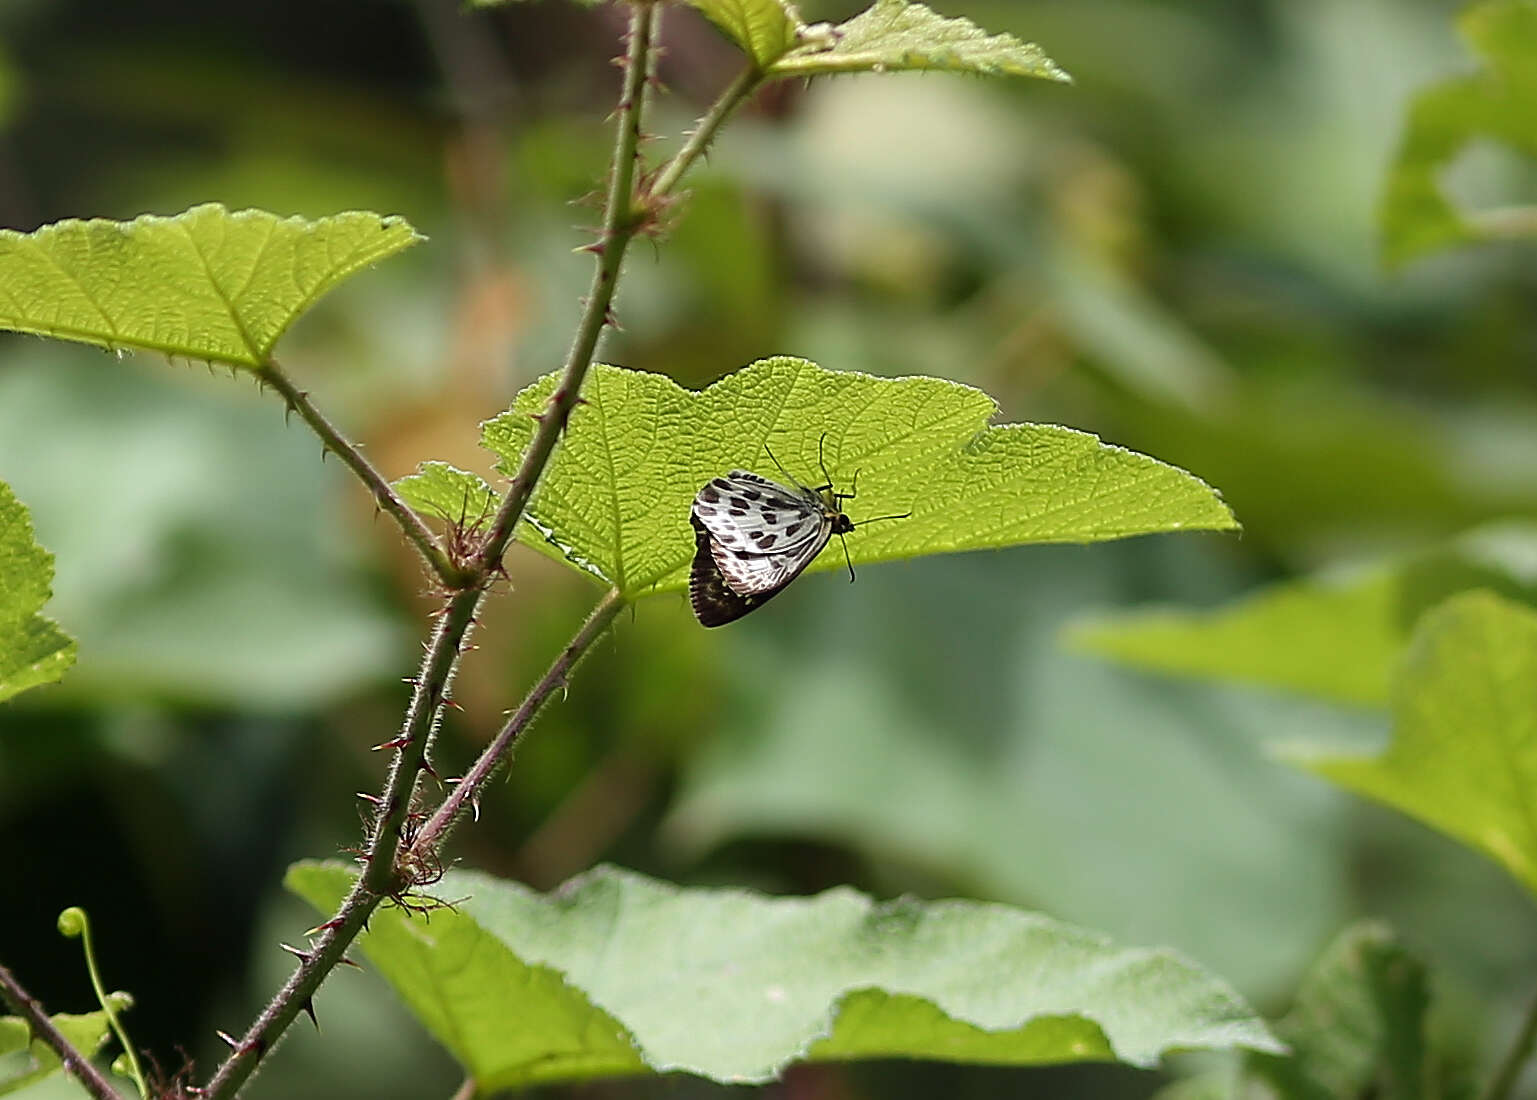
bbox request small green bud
[56,907,87,938]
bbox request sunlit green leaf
[473,358,1235,599]
[289,861,1280,1089]
[769,0,1070,82]
[0,1009,112,1095]
[1069,523,1537,708]
[1286,591,1537,897]
[1379,0,1537,265]
[685,0,802,68]
[0,481,75,704]
[393,461,497,527]
[0,204,420,368]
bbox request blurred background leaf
[1379,0,1537,267]
[2,0,1536,1097]
[0,480,75,704]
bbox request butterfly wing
[688,514,835,626]
[691,471,826,556]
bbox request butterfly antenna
[817,432,836,492]
[838,529,855,583]
[857,510,913,525]
[763,443,798,487]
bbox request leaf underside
[288,861,1279,1090]
[0,203,420,368]
[0,480,75,703]
[469,357,1235,599]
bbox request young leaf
[1285,591,1537,897]
[768,0,1070,82]
[0,1008,113,1094]
[1068,523,1537,709]
[0,204,420,368]
[1379,0,1537,266]
[288,861,1280,1090]
[684,0,803,69]
[475,358,1235,598]
[0,481,75,704]
[393,461,497,528]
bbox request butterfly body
[688,465,894,627]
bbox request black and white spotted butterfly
[688,438,910,627]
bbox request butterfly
[688,438,910,627]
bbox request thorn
[301,999,319,1030]
[305,918,342,936]
[576,240,606,255]
[604,307,622,330]
[280,943,313,962]
[441,697,464,712]
[216,1031,239,1050]
[356,793,384,806]
[402,676,419,686]
[338,955,364,971]
[371,735,411,752]
[421,758,441,783]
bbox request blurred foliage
[1,0,1536,1097]
[1380,0,1537,266]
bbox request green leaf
[684,0,803,69]
[1287,591,1537,897]
[0,481,75,704]
[0,204,420,368]
[288,861,1280,1089]
[1165,923,1429,1100]
[392,461,497,527]
[475,358,1235,599]
[768,0,1070,82]
[0,1009,112,1095]
[1379,0,1537,266]
[1244,923,1428,1099]
[1068,523,1537,708]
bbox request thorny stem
[0,963,121,1100]
[471,0,660,577]
[410,587,627,857]
[257,359,464,587]
[646,62,762,201]
[203,589,481,1100]
[202,5,664,1096]
[1482,986,1537,1100]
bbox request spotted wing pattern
[690,471,826,555]
[688,471,836,627]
